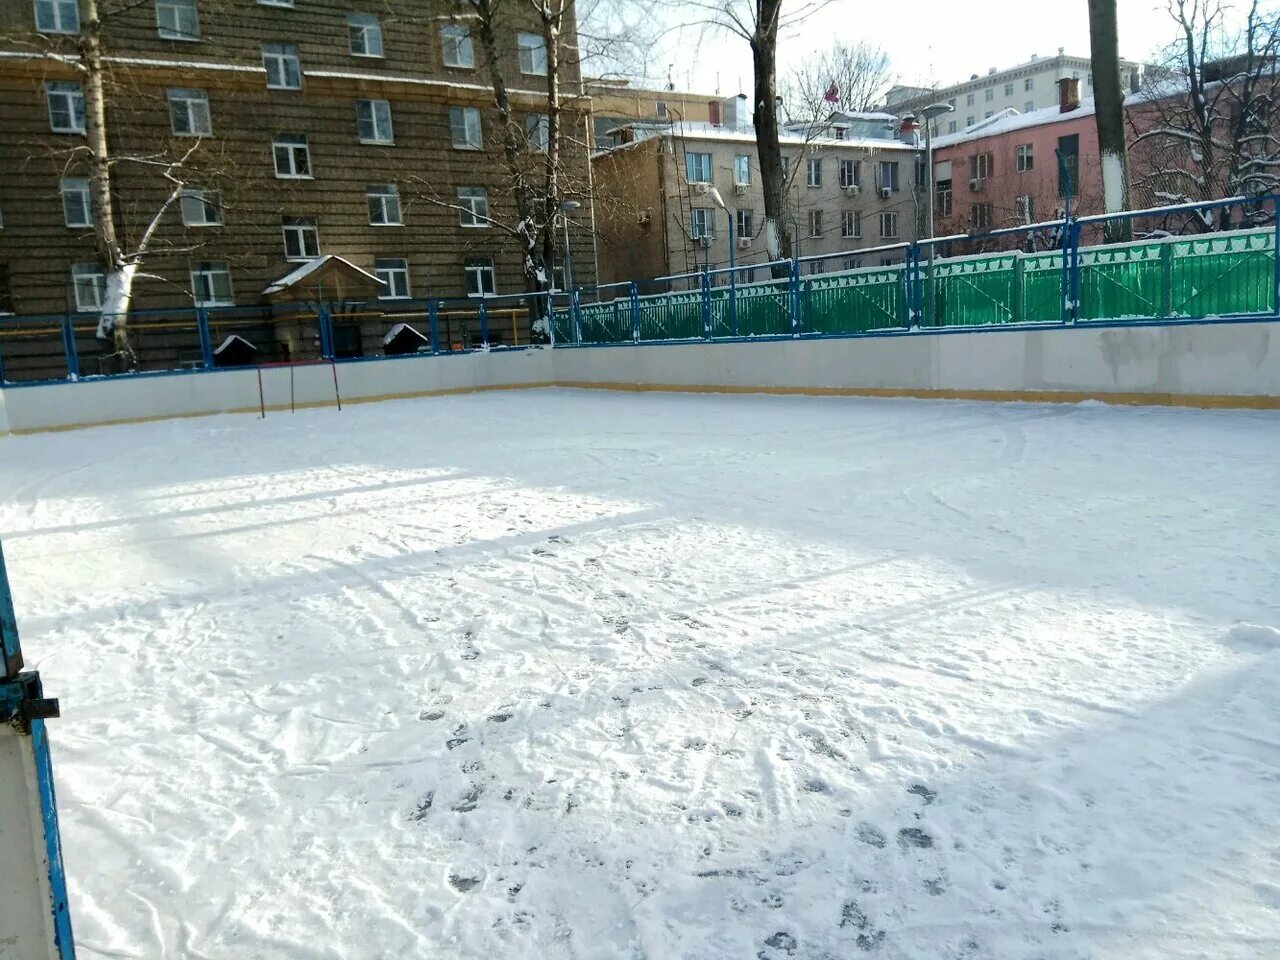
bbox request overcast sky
[646,0,1251,99]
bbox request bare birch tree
[1088,0,1133,242]
[780,40,894,124]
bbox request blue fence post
[1068,221,1082,323]
[1272,196,1280,316]
[196,307,213,370]
[479,298,489,348]
[699,271,712,339]
[909,244,922,329]
[316,303,333,359]
[729,267,739,338]
[61,315,79,380]
[427,299,441,354]
[629,281,640,343]
[571,288,582,344]
[790,257,802,335]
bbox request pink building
[929,79,1101,244]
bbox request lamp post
[919,102,954,326]
[707,186,737,336]
[558,199,581,291]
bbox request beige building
[0,0,594,377]
[585,79,718,148]
[593,101,918,285]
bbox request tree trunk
[1088,0,1131,243]
[537,7,563,339]
[751,0,792,277]
[80,0,136,366]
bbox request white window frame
[878,160,899,191]
[45,81,85,134]
[34,0,79,33]
[464,258,495,297]
[965,92,974,106]
[686,152,712,183]
[971,202,993,230]
[972,152,993,181]
[347,13,383,58]
[734,154,750,185]
[690,207,714,240]
[263,42,302,90]
[156,0,199,41]
[366,183,402,226]
[517,32,547,75]
[281,216,319,261]
[1004,81,1013,96]
[947,120,957,134]
[937,180,953,217]
[984,88,994,102]
[879,211,898,239]
[60,177,91,227]
[272,133,311,178]
[525,113,548,152]
[807,208,823,238]
[838,158,859,188]
[440,24,474,68]
[181,187,222,226]
[257,0,293,6]
[736,208,752,236]
[806,157,822,188]
[1024,77,1034,91]
[449,106,483,149]
[168,87,212,136]
[375,257,410,300]
[457,186,488,227]
[70,263,104,312]
[356,98,393,144]
[1016,143,1033,172]
[190,260,233,306]
[840,209,858,239]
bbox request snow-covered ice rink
[3,389,1280,960]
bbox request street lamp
[918,102,954,326]
[706,186,737,336]
[558,199,581,292]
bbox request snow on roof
[304,69,547,98]
[383,322,429,345]
[932,100,1098,147]
[618,120,913,151]
[214,334,257,354]
[262,256,384,296]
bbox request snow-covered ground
[2,389,1279,960]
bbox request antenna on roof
[667,64,674,91]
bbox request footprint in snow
[855,823,886,848]
[897,827,933,850]
[907,783,937,805]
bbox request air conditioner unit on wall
[969,177,985,191]
[879,186,891,198]
[698,236,713,248]
[845,183,861,195]
[733,182,748,195]
[738,236,753,249]
[694,181,712,196]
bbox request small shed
[213,334,259,368]
[383,322,431,356]
[262,256,385,302]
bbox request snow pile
[1223,622,1280,652]
[1,391,1278,960]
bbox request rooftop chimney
[898,115,919,144]
[1057,76,1081,113]
[988,67,996,75]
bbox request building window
[180,187,222,225]
[1004,81,1013,96]
[947,120,957,134]
[734,154,750,185]
[656,100,668,119]
[840,210,858,238]
[281,216,319,260]
[366,184,402,225]
[937,179,952,217]
[465,257,495,297]
[156,0,198,40]
[965,115,974,127]
[878,160,899,192]
[517,32,547,75]
[690,207,714,239]
[807,209,823,237]
[45,81,85,133]
[1016,194,1034,224]
[60,177,91,227]
[1024,100,1035,112]
[347,13,383,57]
[190,260,232,305]
[457,186,488,226]
[970,152,993,181]
[525,113,548,151]
[263,42,301,89]
[1058,132,1079,196]
[971,201,993,230]
[833,126,847,140]
[168,87,212,136]
[273,133,310,177]
[1025,77,1034,91]
[449,106,483,149]
[441,24,474,68]
[879,211,898,239]
[965,92,974,106]
[807,157,822,187]
[985,111,993,119]
[1016,143,1033,172]
[375,258,410,299]
[984,88,994,102]
[71,263,105,312]
[736,208,752,236]
[356,98,393,143]
[838,159,860,188]
[35,0,79,32]
[685,152,712,183]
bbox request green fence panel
[922,254,1018,327]
[578,301,630,343]
[1170,229,1274,317]
[709,281,791,337]
[1078,241,1165,321]
[1022,251,1066,324]
[638,291,703,341]
[803,266,907,334]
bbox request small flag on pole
[823,82,839,104]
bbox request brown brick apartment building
[0,0,595,376]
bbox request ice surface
[1,390,1279,960]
